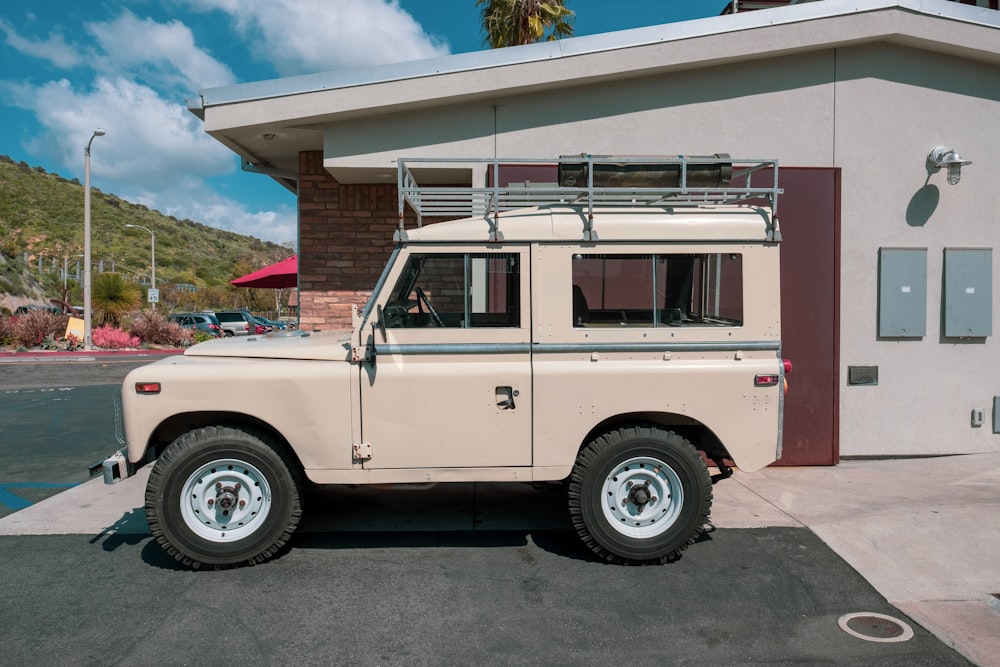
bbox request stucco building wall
[833,43,1000,455]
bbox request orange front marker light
[135,382,161,395]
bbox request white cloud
[0,76,305,243]
[179,0,450,75]
[0,19,82,69]
[0,5,399,247]
[8,77,232,182]
[0,18,82,69]
[125,178,298,246]
[174,195,298,247]
[86,9,236,92]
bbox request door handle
[496,386,517,410]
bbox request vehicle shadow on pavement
[88,508,149,549]
[136,528,716,570]
[98,480,718,569]
[291,529,599,562]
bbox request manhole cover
[838,613,914,643]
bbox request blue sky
[0,1,730,247]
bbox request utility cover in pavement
[838,612,914,643]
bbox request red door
[773,168,840,465]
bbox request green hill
[0,155,293,313]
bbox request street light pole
[83,129,105,350]
[125,224,156,309]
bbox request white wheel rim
[601,456,683,538]
[180,459,272,543]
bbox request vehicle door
[360,246,531,469]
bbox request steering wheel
[415,287,444,327]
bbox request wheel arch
[579,411,731,461]
[144,411,304,472]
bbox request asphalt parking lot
[0,357,975,665]
[0,357,152,518]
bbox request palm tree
[477,0,575,48]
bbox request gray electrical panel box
[944,248,992,338]
[878,248,927,338]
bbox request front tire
[568,425,712,564]
[145,425,304,569]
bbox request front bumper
[88,450,135,485]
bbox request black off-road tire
[145,425,304,569]
[568,425,712,564]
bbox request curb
[0,349,184,363]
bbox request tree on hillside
[477,0,574,48]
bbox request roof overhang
[187,0,1000,185]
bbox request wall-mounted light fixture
[927,146,972,185]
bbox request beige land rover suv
[95,155,788,569]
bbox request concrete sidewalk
[2,453,998,665]
[718,453,1000,667]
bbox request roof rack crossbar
[397,155,781,239]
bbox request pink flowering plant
[92,325,140,349]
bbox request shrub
[92,273,142,327]
[11,310,67,348]
[92,325,140,349]
[128,309,191,346]
[0,315,15,347]
[191,330,216,344]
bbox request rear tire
[568,425,711,564]
[145,425,303,569]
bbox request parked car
[168,313,223,338]
[14,305,61,315]
[214,309,257,336]
[253,316,285,331]
[95,154,790,570]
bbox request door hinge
[351,345,373,363]
[353,442,373,461]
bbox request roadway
[0,357,974,665]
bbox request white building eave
[187,0,999,179]
[188,0,999,119]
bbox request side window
[572,253,743,327]
[384,253,520,328]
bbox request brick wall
[297,151,398,330]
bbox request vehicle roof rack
[396,155,782,242]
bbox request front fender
[122,355,354,471]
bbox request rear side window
[384,253,520,328]
[571,253,743,328]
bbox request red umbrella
[230,255,298,289]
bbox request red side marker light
[135,382,161,395]
[754,374,780,387]
[783,359,793,374]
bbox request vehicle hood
[184,329,354,361]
